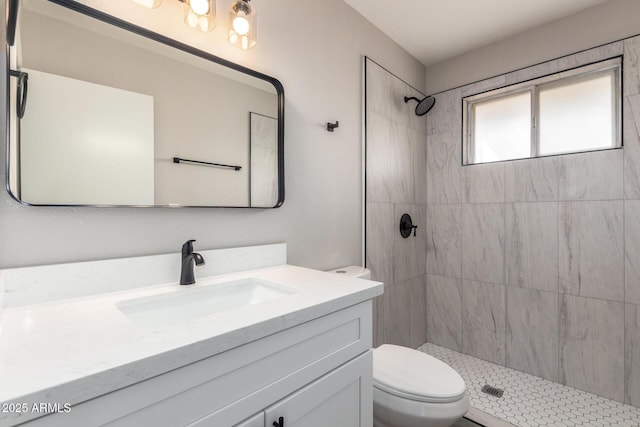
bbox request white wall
[19,69,156,205]
[0,0,425,268]
[426,0,640,94]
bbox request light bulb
[190,0,209,15]
[229,32,238,44]
[232,13,250,35]
[241,35,248,50]
[198,16,210,31]
[133,0,162,8]
[186,11,198,27]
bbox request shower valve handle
[402,222,418,236]
[399,213,417,238]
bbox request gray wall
[424,38,640,407]
[0,0,425,268]
[364,58,428,349]
[426,0,640,94]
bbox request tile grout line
[623,176,626,403]
[503,162,508,369]
[557,159,562,388]
[425,110,429,347]
[428,272,626,303]
[421,197,640,206]
[461,202,465,355]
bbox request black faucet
[180,240,205,285]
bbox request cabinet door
[265,351,372,427]
[233,412,264,427]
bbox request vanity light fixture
[132,0,216,33]
[228,0,256,50]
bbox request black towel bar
[173,157,241,171]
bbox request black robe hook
[327,121,339,132]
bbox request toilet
[372,344,470,427]
[329,266,470,427]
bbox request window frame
[462,57,622,166]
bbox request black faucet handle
[182,239,196,255]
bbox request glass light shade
[133,0,163,8]
[228,0,256,50]
[184,0,216,32]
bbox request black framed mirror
[5,0,284,208]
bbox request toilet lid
[373,345,467,403]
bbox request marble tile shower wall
[365,58,428,350]
[425,37,640,408]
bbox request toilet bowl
[373,344,469,427]
[328,266,470,427]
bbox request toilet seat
[373,345,467,404]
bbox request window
[463,58,621,165]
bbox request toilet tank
[328,266,371,280]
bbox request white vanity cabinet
[19,302,373,427]
[224,351,372,427]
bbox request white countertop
[0,264,382,426]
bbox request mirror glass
[7,0,284,208]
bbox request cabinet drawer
[232,413,263,427]
[21,301,372,427]
[264,351,373,427]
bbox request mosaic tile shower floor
[418,343,640,427]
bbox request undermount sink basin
[116,278,299,329]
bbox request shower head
[404,95,436,116]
